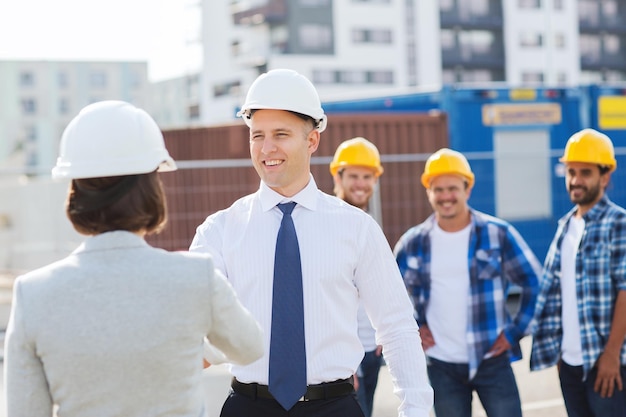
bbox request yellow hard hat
[329,137,384,177]
[421,148,475,188]
[560,128,616,172]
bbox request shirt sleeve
[356,219,433,417]
[190,215,227,275]
[5,280,54,417]
[502,224,541,344]
[206,269,264,365]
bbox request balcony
[440,2,503,30]
[233,0,287,25]
[579,14,626,34]
[581,53,626,71]
[441,45,505,69]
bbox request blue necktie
[268,202,307,410]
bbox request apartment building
[0,60,148,176]
[149,0,625,129]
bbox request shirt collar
[582,193,610,222]
[259,173,318,212]
[560,193,610,226]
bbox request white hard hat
[237,69,327,132]
[52,100,177,179]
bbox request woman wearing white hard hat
[4,100,263,417]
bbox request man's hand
[375,345,383,356]
[419,324,435,351]
[594,350,623,398]
[487,332,511,357]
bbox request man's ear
[307,129,320,154]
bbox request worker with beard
[330,137,384,417]
[394,148,541,417]
[531,128,626,417]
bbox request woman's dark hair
[66,171,167,235]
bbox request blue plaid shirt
[530,195,626,380]
[394,209,541,380]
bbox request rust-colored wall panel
[148,113,448,251]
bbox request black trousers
[220,391,365,417]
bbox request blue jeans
[356,350,383,417]
[559,360,626,417]
[427,354,522,417]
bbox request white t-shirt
[426,222,471,363]
[560,216,585,366]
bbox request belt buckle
[299,395,309,402]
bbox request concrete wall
[0,177,82,274]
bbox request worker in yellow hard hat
[330,137,384,211]
[531,128,626,416]
[329,137,384,417]
[394,148,541,417]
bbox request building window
[21,98,37,114]
[579,0,599,24]
[270,25,289,53]
[368,70,394,84]
[129,71,142,88]
[520,32,543,47]
[440,29,456,50]
[557,72,567,83]
[299,24,332,51]
[59,98,70,115]
[440,0,454,11]
[90,71,107,88]
[604,34,621,54]
[312,69,336,84]
[214,80,241,97]
[460,30,495,54]
[188,104,200,119]
[521,71,544,83]
[231,40,241,56]
[352,28,393,44]
[555,33,566,48]
[580,34,601,61]
[58,71,68,88]
[519,0,541,8]
[340,70,367,84]
[20,72,34,87]
[602,0,618,17]
[23,125,37,143]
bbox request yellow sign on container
[509,89,537,101]
[598,96,626,129]
[482,103,562,126]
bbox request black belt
[231,377,354,402]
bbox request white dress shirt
[190,176,433,417]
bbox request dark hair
[599,165,611,175]
[66,171,167,236]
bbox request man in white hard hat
[190,69,433,417]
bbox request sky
[0,0,201,82]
